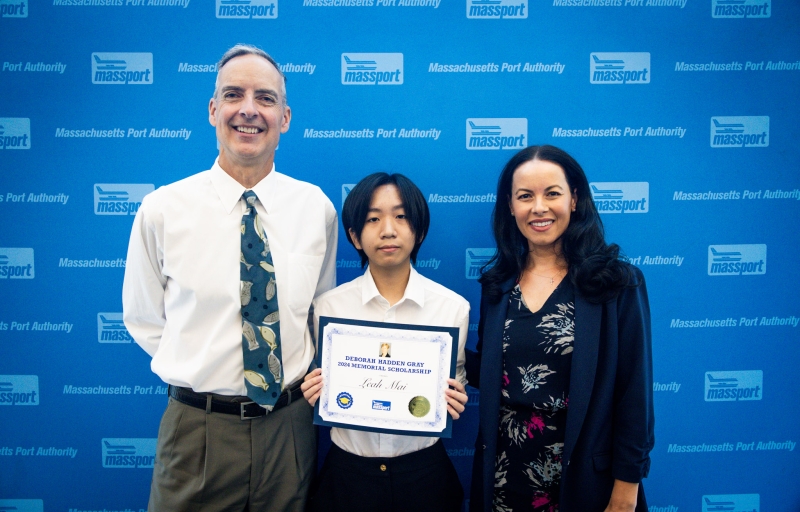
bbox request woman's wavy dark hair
[479,145,637,304]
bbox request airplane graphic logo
[0,500,44,512]
[712,0,769,18]
[591,184,623,200]
[466,248,495,279]
[0,118,31,150]
[466,0,528,19]
[705,371,763,401]
[590,182,649,214]
[466,118,527,150]
[341,53,403,85]
[0,248,35,279]
[590,53,650,84]
[702,494,760,512]
[91,53,153,85]
[0,375,39,406]
[97,313,133,343]
[93,183,154,216]
[216,0,278,19]
[102,438,157,468]
[707,244,766,276]
[710,116,769,148]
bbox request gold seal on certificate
[313,316,460,437]
[408,396,430,418]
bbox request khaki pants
[148,396,316,512]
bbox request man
[123,44,337,511]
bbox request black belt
[168,382,304,420]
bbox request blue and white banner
[1,2,798,510]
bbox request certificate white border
[315,317,457,437]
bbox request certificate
[313,316,459,437]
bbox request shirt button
[379,464,387,472]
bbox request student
[301,172,470,512]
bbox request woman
[466,145,654,512]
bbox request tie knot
[242,190,258,206]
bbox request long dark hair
[479,145,637,304]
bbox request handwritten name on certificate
[314,316,459,437]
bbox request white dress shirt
[123,160,337,395]
[312,266,469,458]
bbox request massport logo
[707,244,766,276]
[0,375,39,406]
[216,0,277,19]
[97,313,133,343]
[466,0,527,19]
[702,494,760,512]
[93,183,154,216]
[466,248,495,279]
[590,182,649,214]
[0,248,34,279]
[0,500,44,512]
[0,118,31,150]
[341,53,403,86]
[102,438,156,468]
[712,0,769,18]
[710,116,769,148]
[466,118,527,150]
[590,53,650,84]
[0,0,27,18]
[705,371,762,401]
[92,53,153,85]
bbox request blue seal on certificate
[336,391,354,409]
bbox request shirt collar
[361,266,425,308]
[209,158,277,214]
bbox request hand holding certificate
[310,316,460,437]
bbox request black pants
[308,440,463,512]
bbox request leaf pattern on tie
[265,277,276,300]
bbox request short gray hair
[214,44,287,102]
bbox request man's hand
[445,378,468,420]
[301,368,323,406]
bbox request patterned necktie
[240,190,283,408]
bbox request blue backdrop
[1,1,799,511]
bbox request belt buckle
[240,401,264,420]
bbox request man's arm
[122,196,167,356]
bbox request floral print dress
[493,280,575,512]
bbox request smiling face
[509,158,577,255]
[208,54,291,173]
[349,184,417,275]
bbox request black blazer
[466,267,655,512]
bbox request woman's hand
[445,378,468,420]
[301,368,323,406]
[603,479,638,512]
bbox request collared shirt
[312,266,469,458]
[123,160,337,395]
